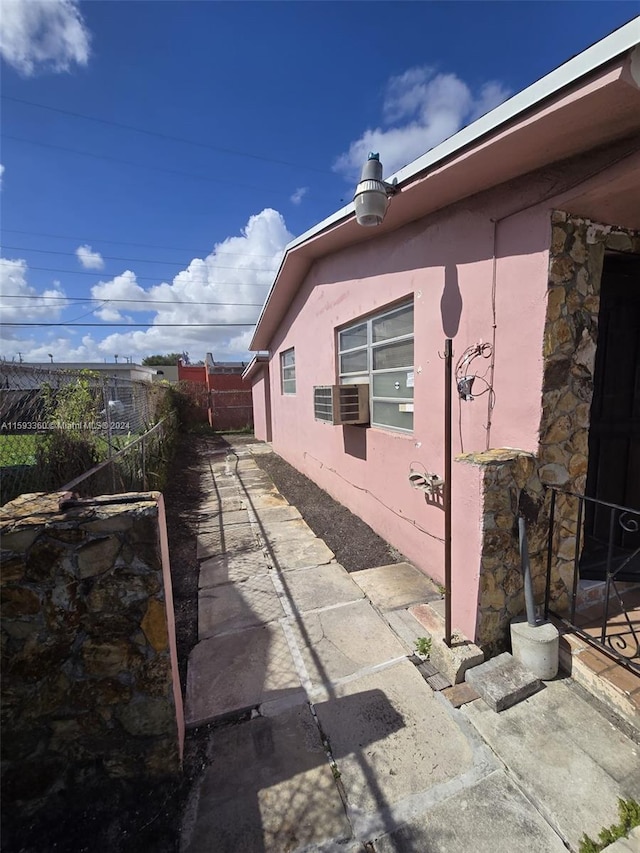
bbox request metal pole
[444,338,453,648]
[519,516,537,626]
[102,381,116,493]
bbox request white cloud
[334,67,510,178]
[0,164,4,189]
[75,244,104,270]
[85,209,291,361]
[290,187,308,205]
[0,0,91,76]
[0,257,68,340]
[1,209,292,363]
[93,306,127,322]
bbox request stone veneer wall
[461,214,640,656]
[1,490,184,813]
[538,213,640,604]
[458,449,546,656]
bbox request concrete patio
[180,439,640,853]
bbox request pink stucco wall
[251,364,271,442]
[263,187,554,642]
[259,177,563,642]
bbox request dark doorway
[581,252,640,581]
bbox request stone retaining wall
[0,490,184,814]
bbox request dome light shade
[353,153,398,227]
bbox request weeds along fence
[56,414,178,500]
[0,363,177,505]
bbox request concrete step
[465,652,543,712]
[557,626,640,734]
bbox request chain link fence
[0,363,174,505]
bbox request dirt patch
[253,449,405,572]
[163,434,216,691]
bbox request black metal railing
[544,489,640,673]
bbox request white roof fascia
[251,17,639,350]
[286,17,640,256]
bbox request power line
[2,245,278,272]
[1,94,335,175]
[2,322,256,328]
[0,227,279,258]
[0,294,263,307]
[67,301,111,324]
[2,133,322,200]
[0,264,272,285]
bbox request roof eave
[250,18,640,352]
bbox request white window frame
[338,301,414,433]
[280,347,296,395]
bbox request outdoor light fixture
[353,153,398,227]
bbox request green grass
[0,434,39,466]
[579,799,640,853]
[0,431,139,468]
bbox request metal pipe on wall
[444,338,453,647]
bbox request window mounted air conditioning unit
[313,385,369,425]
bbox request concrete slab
[264,536,335,571]
[206,485,240,499]
[410,601,484,684]
[465,653,543,712]
[287,599,408,686]
[237,473,275,487]
[185,624,303,726]
[245,492,290,510]
[181,704,352,853]
[601,826,640,853]
[258,517,317,545]
[351,562,442,611]
[196,524,257,559]
[195,496,246,514]
[385,608,439,655]
[462,679,640,850]
[372,770,567,853]
[314,659,475,817]
[198,574,284,639]
[279,563,365,614]
[199,550,268,588]
[250,504,302,525]
[236,480,280,495]
[246,443,273,455]
[197,509,250,528]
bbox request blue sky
[1,0,638,364]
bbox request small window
[338,301,414,432]
[280,348,296,394]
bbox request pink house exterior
[245,23,640,655]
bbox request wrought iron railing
[544,489,640,673]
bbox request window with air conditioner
[338,301,414,432]
[280,347,296,395]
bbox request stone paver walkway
[181,441,640,853]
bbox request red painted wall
[178,364,207,384]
